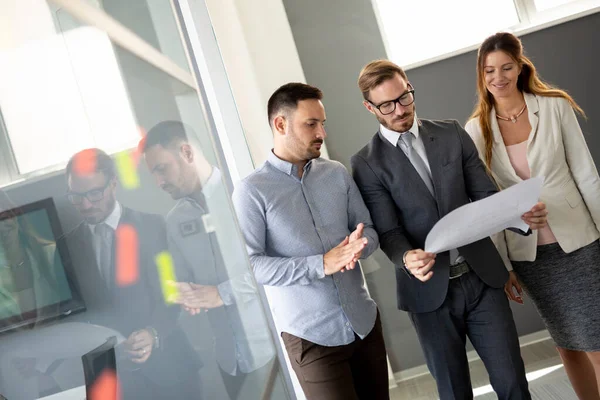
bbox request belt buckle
[449,261,469,279]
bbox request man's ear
[363,100,376,116]
[108,176,118,190]
[180,143,194,163]
[273,114,287,136]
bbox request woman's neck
[494,91,526,118]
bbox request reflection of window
[534,0,577,11]
[374,0,600,68]
[0,27,139,177]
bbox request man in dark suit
[60,148,202,399]
[351,60,548,400]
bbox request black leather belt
[449,260,470,279]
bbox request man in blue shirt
[233,83,389,399]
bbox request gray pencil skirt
[512,240,600,351]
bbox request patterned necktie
[94,223,114,285]
[399,132,435,196]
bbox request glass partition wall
[0,1,290,399]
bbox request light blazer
[352,119,509,313]
[465,93,600,268]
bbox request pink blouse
[505,141,557,245]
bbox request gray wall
[283,0,600,371]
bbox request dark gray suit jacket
[351,119,509,313]
[58,207,201,384]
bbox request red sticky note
[135,133,147,167]
[89,369,120,400]
[72,148,97,177]
[116,224,139,287]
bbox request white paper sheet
[424,177,544,254]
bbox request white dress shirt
[88,201,122,275]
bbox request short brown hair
[267,82,323,127]
[358,60,408,100]
[66,148,116,181]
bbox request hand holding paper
[404,249,436,282]
[425,177,545,254]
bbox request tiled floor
[389,338,575,400]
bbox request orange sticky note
[72,148,97,177]
[89,369,120,400]
[116,224,139,287]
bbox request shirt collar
[201,167,221,199]
[89,201,122,232]
[380,113,419,147]
[267,150,314,177]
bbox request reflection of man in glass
[62,148,202,399]
[142,121,276,400]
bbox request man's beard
[289,130,323,161]
[377,107,415,133]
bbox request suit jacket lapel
[413,122,439,203]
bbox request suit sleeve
[457,120,531,236]
[455,120,498,201]
[146,216,181,341]
[232,180,326,286]
[490,231,513,271]
[351,154,411,274]
[343,166,379,258]
[560,99,600,232]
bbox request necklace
[496,103,527,123]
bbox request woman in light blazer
[465,32,600,400]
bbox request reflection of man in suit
[61,148,202,399]
[351,61,548,400]
[142,121,276,400]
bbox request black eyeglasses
[67,179,111,205]
[369,85,415,115]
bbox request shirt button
[347,327,352,331]
[346,322,349,326]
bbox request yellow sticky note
[115,151,140,189]
[155,251,178,304]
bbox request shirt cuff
[308,254,326,280]
[217,280,235,306]
[402,251,413,278]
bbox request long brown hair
[469,32,585,168]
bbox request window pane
[375,0,519,67]
[0,1,139,175]
[534,0,577,11]
[0,1,290,399]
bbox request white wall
[203,0,329,167]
